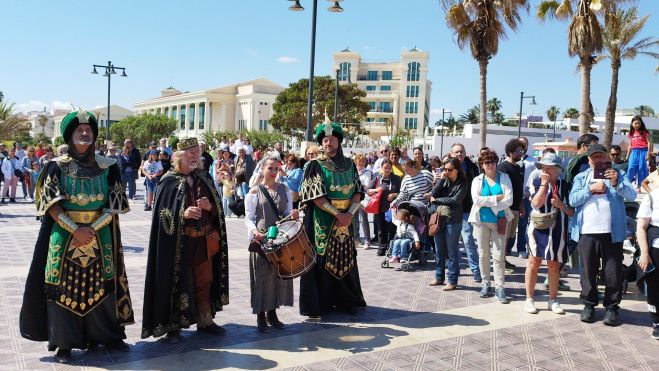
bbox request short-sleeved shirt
[142,160,163,176]
[629,131,650,149]
[637,189,659,247]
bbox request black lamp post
[91,61,127,141]
[440,109,452,156]
[288,0,344,142]
[517,91,536,138]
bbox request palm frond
[536,0,560,20]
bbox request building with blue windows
[133,78,284,138]
[333,48,432,140]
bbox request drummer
[245,153,299,333]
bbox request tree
[493,112,506,125]
[110,113,177,149]
[537,0,630,135]
[563,107,580,119]
[0,102,30,141]
[459,105,480,124]
[270,76,370,137]
[635,105,655,117]
[389,130,413,149]
[547,105,561,139]
[599,6,659,147]
[441,0,529,149]
[487,97,502,124]
[37,114,48,134]
[0,91,3,103]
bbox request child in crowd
[142,150,163,211]
[389,209,421,263]
[626,115,652,190]
[29,161,40,200]
[219,167,235,217]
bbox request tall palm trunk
[603,59,621,148]
[479,57,488,150]
[579,55,593,135]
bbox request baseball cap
[587,144,607,157]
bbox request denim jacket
[568,168,636,243]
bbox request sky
[1,0,658,125]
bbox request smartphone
[636,255,656,273]
[593,161,612,179]
[435,168,443,174]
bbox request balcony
[368,108,393,113]
[357,75,378,81]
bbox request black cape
[141,169,229,338]
[19,159,134,342]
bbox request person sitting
[389,209,420,263]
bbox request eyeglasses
[514,149,526,154]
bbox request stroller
[381,200,429,271]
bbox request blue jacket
[568,168,636,243]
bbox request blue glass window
[188,105,195,130]
[380,102,391,112]
[407,62,420,81]
[382,71,392,80]
[368,102,376,111]
[366,85,376,91]
[339,62,351,81]
[367,71,378,81]
[381,86,391,91]
[199,103,205,130]
[179,105,186,130]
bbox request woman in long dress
[245,154,299,333]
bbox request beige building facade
[133,78,284,138]
[332,48,432,139]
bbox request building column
[194,102,200,135]
[393,99,399,135]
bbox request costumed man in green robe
[141,138,229,341]
[299,121,366,318]
[19,109,134,363]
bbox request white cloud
[13,100,73,114]
[277,56,299,64]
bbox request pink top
[629,131,650,149]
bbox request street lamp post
[517,91,536,138]
[334,68,340,123]
[288,0,344,142]
[440,109,452,156]
[91,61,127,141]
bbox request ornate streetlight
[91,61,127,141]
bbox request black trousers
[375,212,394,247]
[578,233,623,309]
[645,247,659,323]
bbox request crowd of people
[7,111,659,363]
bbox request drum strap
[259,184,284,220]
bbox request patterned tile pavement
[0,184,657,370]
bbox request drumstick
[277,204,307,225]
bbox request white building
[25,108,64,139]
[133,78,285,138]
[332,48,432,140]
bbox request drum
[265,220,316,280]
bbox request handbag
[363,189,382,214]
[428,205,450,236]
[14,169,23,178]
[530,181,561,230]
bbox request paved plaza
[0,184,657,371]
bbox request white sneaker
[363,242,371,250]
[525,298,539,314]
[548,299,565,314]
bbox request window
[407,62,421,81]
[380,102,391,112]
[259,119,268,131]
[179,105,186,130]
[199,103,205,130]
[339,62,352,81]
[406,85,419,97]
[367,71,378,81]
[164,107,169,117]
[404,118,418,129]
[380,86,391,91]
[366,85,376,91]
[188,104,195,130]
[238,119,246,131]
[366,118,374,122]
[405,102,418,114]
[172,106,177,121]
[368,102,376,111]
[382,71,392,80]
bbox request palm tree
[537,0,622,135]
[459,105,480,124]
[37,114,48,135]
[564,107,580,119]
[487,97,502,125]
[635,105,655,117]
[600,6,659,147]
[0,102,30,140]
[547,106,561,140]
[441,0,529,149]
[0,91,3,103]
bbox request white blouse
[244,185,294,242]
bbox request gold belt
[65,210,102,224]
[331,199,351,211]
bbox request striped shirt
[392,170,434,207]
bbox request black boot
[257,312,270,333]
[55,348,71,363]
[106,340,130,352]
[266,309,285,329]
